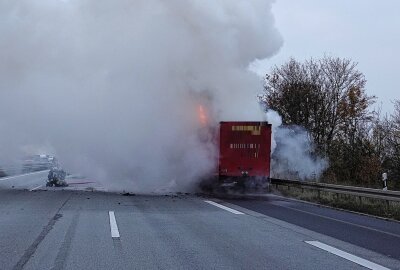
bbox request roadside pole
[382,172,388,191]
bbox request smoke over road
[265,109,328,180]
[0,0,282,192]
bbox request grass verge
[273,185,400,221]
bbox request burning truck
[217,121,272,191]
[198,105,272,192]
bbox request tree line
[261,56,400,190]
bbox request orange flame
[198,105,207,126]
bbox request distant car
[0,169,6,178]
[22,155,58,173]
[46,167,68,187]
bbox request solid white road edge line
[305,241,390,270]
[29,185,43,191]
[204,200,244,215]
[0,170,49,182]
[109,211,120,238]
[281,204,400,239]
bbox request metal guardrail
[270,178,400,203]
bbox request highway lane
[0,171,49,190]
[0,171,103,192]
[227,195,400,261]
[0,190,399,270]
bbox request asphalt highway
[0,175,399,269]
[226,196,400,261]
[0,171,103,192]
[0,171,50,190]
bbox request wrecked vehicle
[46,167,68,187]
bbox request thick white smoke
[265,109,328,180]
[0,0,282,192]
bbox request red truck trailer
[217,121,272,191]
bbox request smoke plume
[0,0,282,192]
[265,109,328,180]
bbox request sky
[254,0,400,114]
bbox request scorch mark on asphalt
[12,193,73,270]
[305,241,391,270]
[204,200,244,215]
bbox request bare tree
[264,56,374,147]
[387,101,400,188]
[262,56,377,185]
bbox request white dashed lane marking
[109,211,120,238]
[305,241,390,270]
[29,185,43,191]
[204,200,244,215]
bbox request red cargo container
[218,121,272,187]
